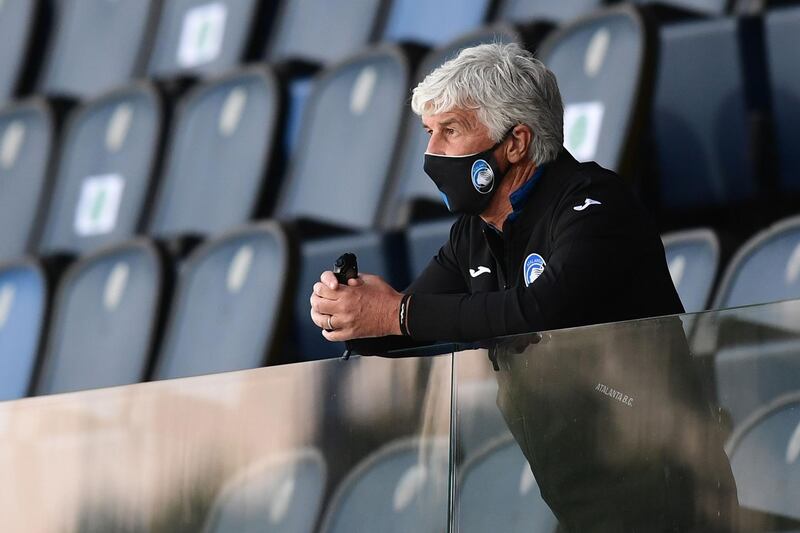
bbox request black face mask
[423,133,510,216]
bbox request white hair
[411,42,564,165]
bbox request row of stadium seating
[0,212,798,402]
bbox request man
[309,42,684,348]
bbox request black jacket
[354,150,684,354]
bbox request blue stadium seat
[38,0,158,99]
[266,0,383,65]
[153,223,293,380]
[713,215,800,308]
[318,438,449,533]
[276,47,412,231]
[148,68,281,239]
[457,436,559,533]
[497,0,604,24]
[662,229,720,313]
[406,219,456,279]
[381,0,492,47]
[147,0,268,79]
[292,232,407,361]
[652,17,759,210]
[0,99,57,262]
[384,25,533,228]
[203,448,326,533]
[38,83,165,257]
[0,260,48,401]
[539,5,655,174]
[726,393,800,522]
[35,240,168,395]
[0,0,44,105]
[765,6,800,192]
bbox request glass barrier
[451,298,800,533]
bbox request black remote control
[333,253,358,285]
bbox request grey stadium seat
[319,438,450,533]
[538,4,656,175]
[203,449,326,533]
[652,17,760,210]
[266,0,384,66]
[405,219,457,279]
[38,82,165,257]
[380,0,492,47]
[276,46,412,231]
[153,223,293,380]
[497,0,604,25]
[457,436,559,533]
[148,68,281,239]
[0,99,58,262]
[38,0,159,100]
[35,239,168,395]
[0,0,46,105]
[765,6,800,193]
[662,229,720,313]
[726,393,800,523]
[0,259,49,401]
[147,0,269,79]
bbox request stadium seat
[405,219,456,279]
[153,223,293,380]
[662,229,720,313]
[457,436,559,533]
[147,0,270,79]
[35,240,168,395]
[497,0,604,24]
[276,47,413,231]
[292,232,408,361]
[0,99,58,262]
[384,25,541,228]
[539,5,656,175]
[726,392,800,522]
[37,83,166,257]
[318,438,449,533]
[0,259,48,401]
[381,0,492,47]
[0,0,46,105]
[713,215,800,308]
[765,6,800,193]
[266,0,384,65]
[203,448,326,533]
[148,68,281,239]
[652,17,760,210]
[38,0,158,99]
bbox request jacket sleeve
[405,178,677,342]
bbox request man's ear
[506,124,532,164]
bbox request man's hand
[310,271,403,342]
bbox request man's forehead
[421,108,477,128]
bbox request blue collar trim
[507,165,545,222]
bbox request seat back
[149,68,281,239]
[38,83,165,256]
[765,6,800,193]
[0,260,48,400]
[39,0,158,99]
[203,449,326,533]
[36,240,167,395]
[406,219,456,279]
[0,100,56,262]
[653,18,758,210]
[726,393,800,522]
[457,436,559,533]
[147,0,264,79]
[498,0,603,24]
[266,0,383,65]
[319,438,449,533]
[277,47,411,231]
[662,229,719,313]
[539,5,655,173]
[0,0,40,105]
[381,0,492,46]
[154,223,293,380]
[714,215,800,309]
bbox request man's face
[422,108,495,157]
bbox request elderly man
[310,42,683,348]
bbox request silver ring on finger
[327,315,334,331]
